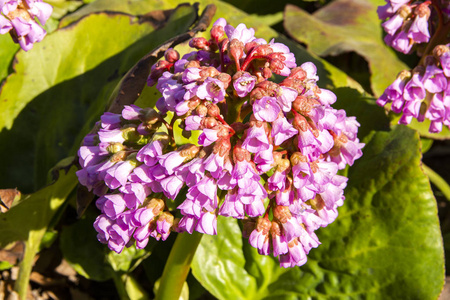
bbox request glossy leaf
[60,209,113,281]
[59,0,179,27]
[192,126,444,299]
[0,34,19,83]
[46,0,83,19]
[0,6,197,193]
[284,0,409,97]
[401,117,450,140]
[331,88,390,140]
[0,166,77,248]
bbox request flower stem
[14,230,44,299]
[155,232,203,300]
[422,163,450,202]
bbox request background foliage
[0,0,446,299]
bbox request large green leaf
[284,0,409,97]
[392,115,450,140]
[192,217,287,300]
[192,126,444,299]
[0,166,77,248]
[59,0,177,27]
[59,209,113,281]
[0,6,197,193]
[61,0,365,92]
[0,34,19,83]
[46,0,84,19]
[332,88,390,140]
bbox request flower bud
[140,108,160,124]
[228,39,244,62]
[110,150,127,163]
[272,205,292,223]
[415,2,431,19]
[179,144,201,159]
[214,137,232,156]
[292,113,309,132]
[289,67,307,80]
[211,25,225,42]
[433,45,449,59]
[202,117,219,129]
[308,195,325,211]
[200,66,220,79]
[244,41,259,54]
[164,48,180,63]
[254,44,273,56]
[196,104,208,116]
[233,144,251,162]
[145,198,165,215]
[207,103,221,118]
[106,142,125,154]
[216,73,232,89]
[189,37,210,50]
[255,217,272,234]
[290,152,307,166]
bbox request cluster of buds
[377,0,432,54]
[0,0,52,51]
[378,44,450,132]
[77,18,364,267]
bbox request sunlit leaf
[284,0,409,97]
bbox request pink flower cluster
[378,0,431,54]
[378,44,450,132]
[77,18,364,267]
[0,0,52,51]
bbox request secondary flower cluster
[0,0,52,51]
[377,1,450,133]
[77,18,364,268]
[377,44,450,132]
[378,0,432,54]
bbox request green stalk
[14,230,45,299]
[423,163,450,202]
[155,232,203,300]
[112,272,130,300]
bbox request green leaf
[0,261,13,271]
[402,117,450,140]
[59,0,177,27]
[420,138,433,153]
[279,37,365,92]
[0,166,77,248]
[46,0,84,19]
[107,247,150,273]
[0,166,78,298]
[0,34,19,83]
[192,217,287,300]
[0,6,197,193]
[38,230,58,251]
[283,0,409,97]
[60,209,113,281]
[192,127,444,299]
[331,88,390,140]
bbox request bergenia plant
[77,17,364,269]
[377,0,450,133]
[1,1,446,299]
